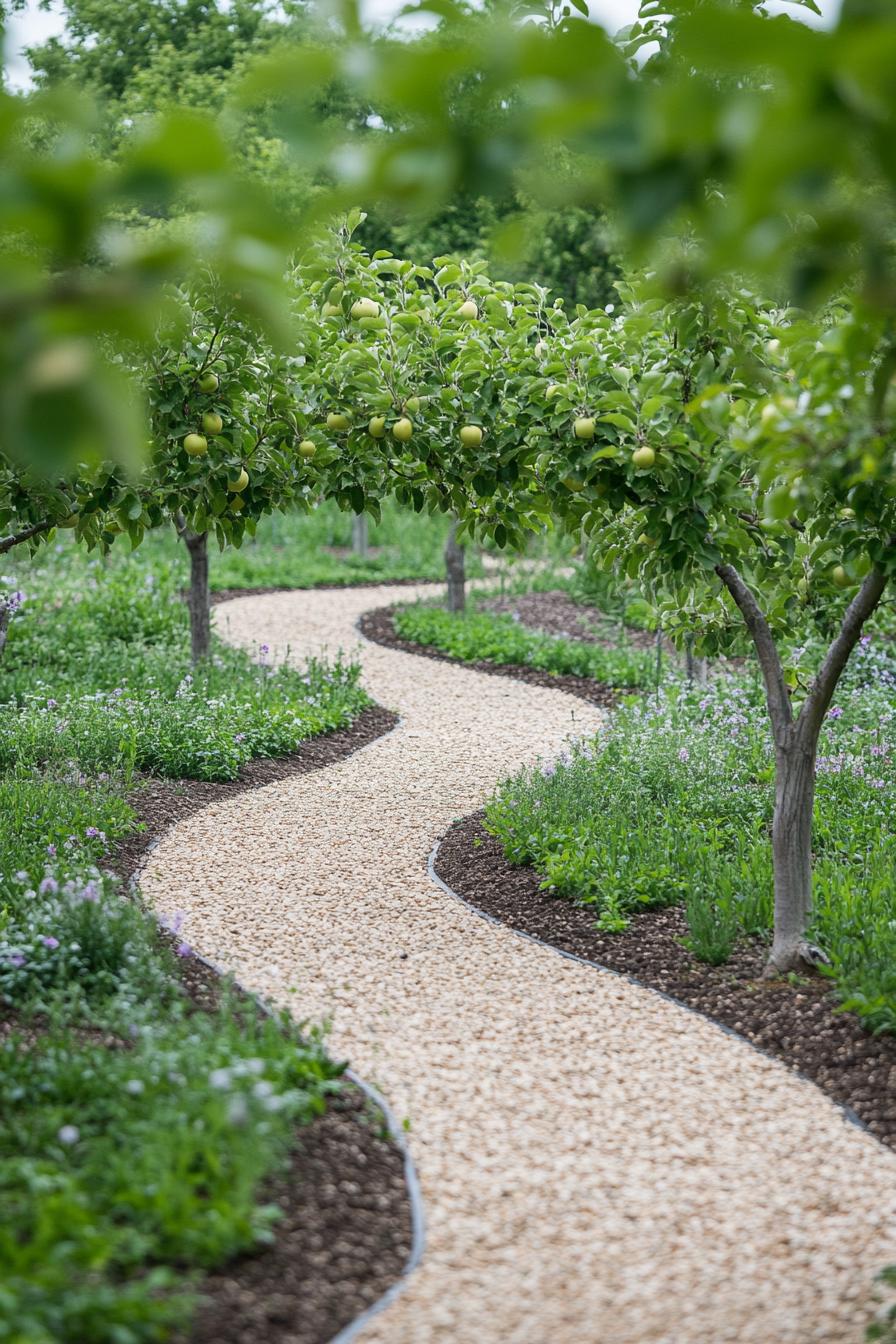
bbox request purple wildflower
[39,876,59,895]
[176,941,193,958]
[40,935,60,950]
[828,706,843,720]
[7,952,25,968]
[678,747,690,763]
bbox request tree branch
[716,562,792,741]
[799,567,889,742]
[0,519,52,555]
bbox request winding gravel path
[141,584,896,1344]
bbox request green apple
[832,565,852,589]
[392,417,413,442]
[458,299,479,320]
[326,412,351,431]
[562,475,584,492]
[322,302,341,318]
[460,424,483,448]
[201,411,223,436]
[573,417,595,440]
[632,445,656,468]
[184,433,208,457]
[228,468,249,493]
[405,396,421,415]
[198,371,219,393]
[760,403,779,427]
[637,533,656,547]
[840,507,856,520]
[298,440,317,459]
[229,494,245,513]
[368,416,387,438]
[58,513,79,528]
[351,298,380,319]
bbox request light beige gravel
[141,583,896,1344]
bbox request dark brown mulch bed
[105,701,412,1344]
[435,813,896,1151]
[209,578,439,606]
[183,1087,410,1344]
[113,704,398,888]
[358,605,621,710]
[479,588,663,653]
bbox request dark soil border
[358,605,621,710]
[209,579,441,606]
[433,814,896,1151]
[366,595,896,1150]
[105,700,419,1344]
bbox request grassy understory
[486,639,896,1034]
[0,552,368,1341]
[393,601,657,688]
[137,498,486,590]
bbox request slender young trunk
[0,602,10,662]
[685,639,709,686]
[769,728,817,973]
[445,518,466,613]
[174,516,211,662]
[351,513,369,559]
[716,561,888,976]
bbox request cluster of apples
[572,415,656,468]
[181,370,249,510]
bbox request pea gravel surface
[141,583,896,1344]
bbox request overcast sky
[3,0,843,91]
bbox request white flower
[57,1124,80,1145]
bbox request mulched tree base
[106,702,412,1344]
[358,605,620,709]
[435,813,896,1152]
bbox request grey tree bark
[351,514,369,558]
[685,638,709,686]
[175,515,211,662]
[0,602,10,662]
[445,518,466,613]
[716,561,888,975]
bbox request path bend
[141,584,896,1344]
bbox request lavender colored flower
[678,747,690,763]
[828,706,843,720]
[7,951,25,968]
[40,935,60,950]
[176,941,193,958]
[39,875,59,894]
[46,844,56,857]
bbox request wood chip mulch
[358,605,621,709]
[435,812,896,1152]
[106,702,413,1344]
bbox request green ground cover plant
[0,548,368,1341]
[485,635,896,1033]
[393,601,656,688]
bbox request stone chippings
[141,583,896,1344]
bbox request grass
[0,544,372,1342]
[134,498,486,590]
[392,601,657,688]
[484,637,896,1034]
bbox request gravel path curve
[141,584,896,1344]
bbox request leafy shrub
[394,602,655,687]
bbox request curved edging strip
[426,838,869,1141]
[169,945,427,1344]
[130,706,426,1344]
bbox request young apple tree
[141,282,316,660]
[524,277,896,975]
[298,220,552,606]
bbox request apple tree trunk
[184,529,211,662]
[352,514,369,559]
[768,729,818,974]
[445,518,466,613]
